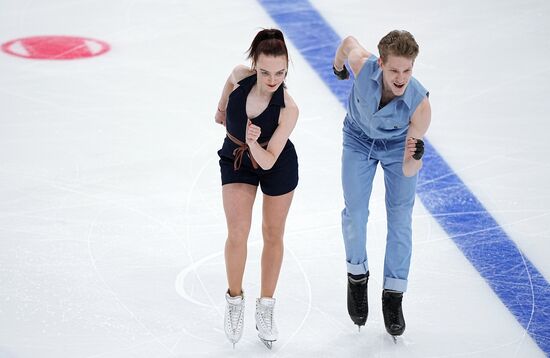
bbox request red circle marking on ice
[1,36,110,60]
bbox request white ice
[0,0,549,357]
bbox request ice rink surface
[1,0,549,357]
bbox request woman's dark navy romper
[218,74,298,196]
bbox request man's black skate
[347,272,369,330]
[382,289,405,342]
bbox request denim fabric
[341,116,417,292]
[347,55,428,140]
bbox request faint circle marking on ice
[1,35,110,60]
[175,250,224,309]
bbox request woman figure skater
[215,28,299,349]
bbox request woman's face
[255,54,287,93]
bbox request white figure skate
[224,290,245,348]
[255,297,278,349]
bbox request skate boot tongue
[259,297,275,307]
[226,291,244,304]
[349,276,367,284]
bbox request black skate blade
[386,333,401,344]
[353,321,365,332]
[351,317,367,327]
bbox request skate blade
[387,334,401,344]
[259,337,275,349]
[227,337,239,348]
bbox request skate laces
[349,277,368,312]
[228,302,243,329]
[257,298,275,332]
[226,293,244,333]
[383,291,403,320]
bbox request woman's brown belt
[226,131,268,171]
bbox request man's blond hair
[378,30,419,63]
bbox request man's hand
[407,138,425,160]
[333,64,350,80]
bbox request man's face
[379,55,414,97]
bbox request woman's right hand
[215,107,226,126]
[246,119,261,145]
